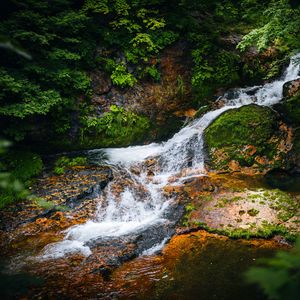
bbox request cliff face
[89,41,194,141]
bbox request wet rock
[176,171,300,240]
[213,98,226,109]
[272,235,291,246]
[283,78,300,98]
[273,83,300,170]
[184,176,300,238]
[86,201,184,274]
[265,168,300,192]
[145,158,156,167]
[0,165,113,235]
[174,108,197,118]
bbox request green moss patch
[204,104,285,170]
[205,105,277,148]
[80,105,150,148]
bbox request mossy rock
[274,87,300,170]
[276,93,300,126]
[204,104,287,171]
[282,78,300,98]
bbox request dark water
[0,268,43,299]
[0,235,281,299]
[144,236,276,300]
[265,169,300,192]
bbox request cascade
[42,54,300,259]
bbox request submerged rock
[204,104,291,173]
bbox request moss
[205,105,277,148]
[198,195,213,202]
[193,221,296,241]
[247,208,259,217]
[33,197,69,212]
[204,104,281,170]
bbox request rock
[282,78,300,98]
[87,201,185,273]
[91,71,112,95]
[273,84,300,170]
[0,165,113,232]
[275,92,300,127]
[218,34,243,48]
[88,42,193,144]
[174,108,197,118]
[184,177,300,238]
[204,104,290,173]
[228,160,240,172]
[290,129,300,171]
[213,98,226,109]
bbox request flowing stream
[42,53,300,259]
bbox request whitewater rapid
[42,53,300,259]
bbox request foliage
[81,105,150,147]
[54,156,87,175]
[0,0,299,151]
[0,0,95,142]
[4,151,43,182]
[238,0,300,52]
[110,63,137,87]
[88,0,178,86]
[245,237,300,300]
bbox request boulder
[91,71,112,95]
[204,104,290,173]
[282,78,300,98]
[274,80,300,170]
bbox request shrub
[54,156,87,175]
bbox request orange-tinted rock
[283,78,300,98]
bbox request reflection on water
[265,169,300,192]
[111,232,282,300]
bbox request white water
[42,54,300,259]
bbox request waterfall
[42,53,300,259]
